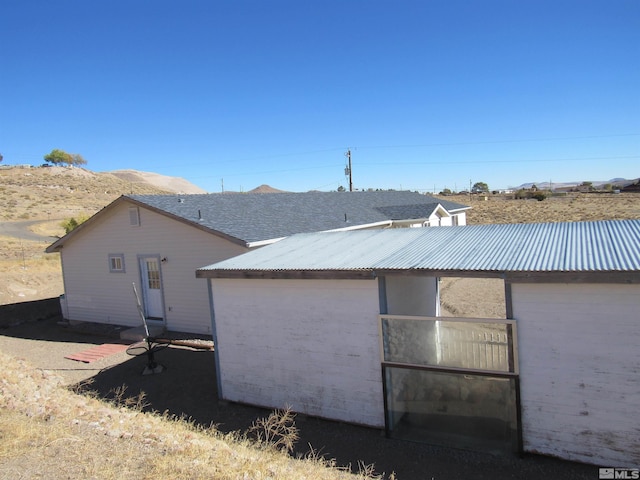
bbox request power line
[356,155,640,168]
[177,132,640,170]
[190,163,344,180]
[3,132,637,168]
[181,154,639,187]
[354,133,640,151]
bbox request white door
[139,256,164,320]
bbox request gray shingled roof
[197,219,640,276]
[128,191,469,245]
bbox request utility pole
[221,178,224,193]
[345,149,353,192]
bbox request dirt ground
[0,315,597,480]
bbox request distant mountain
[108,171,289,194]
[220,184,289,194]
[247,184,288,193]
[514,178,638,190]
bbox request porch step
[120,325,166,342]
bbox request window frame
[129,206,140,226]
[108,254,126,273]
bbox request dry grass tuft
[246,405,300,453]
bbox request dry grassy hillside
[0,165,195,305]
[0,166,172,222]
[0,349,382,480]
[444,192,640,224]
[109,169,207,195]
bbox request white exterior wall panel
[61,203,246,333]
[427,210,452,227]
[211,278,385,427]
[513,283,640,467]
[385,275,439,316]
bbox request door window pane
[146,260,160,289]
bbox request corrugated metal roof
[128,191,469,245]
[197,219,640,275]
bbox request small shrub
[109,384,149,411]
[514,189,527,199]
[246,406,299,453]
[515,189,547,201]
[532,192,547,201]
[60,214,89,234]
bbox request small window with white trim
[109,254,125,273]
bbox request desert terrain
[1,165,639,306]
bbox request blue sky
[1,1,638,193]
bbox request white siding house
[48,192,469,335]
[56,200,247,333]
[197,220,640,466]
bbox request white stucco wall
[59,202,247,333]
[513,282,640,467]
[454,212,467,226]
[384,275,439,316]
[438,215,453,226]
[210,278,385,427]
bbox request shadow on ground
[2,310,596,480]
[0,297,61,328]
[77,334,595,480]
